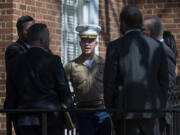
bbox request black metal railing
[1,108,180,135]
[1,76,180,135]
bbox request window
[61,0,79,64]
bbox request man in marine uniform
[64,24,111,135]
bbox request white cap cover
[76,24,101,38]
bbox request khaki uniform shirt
[64,55,104,106]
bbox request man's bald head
[143,16,164,40]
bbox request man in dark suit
[4,15,35,135]
[103,6,169,135]
[5,15,35,68]
[143,16,176,135]
[143,17,176,93]
[4,23,74,135]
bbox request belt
[77,100,104,107]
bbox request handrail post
[121,112,126,135]
[42,112,47,135]
[6,114,12,135]
[123,115,126,135]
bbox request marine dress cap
[76,24,101,39]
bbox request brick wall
[99,0,123,57]
[0,0,14,134]
[136,1,180,73]
[0,0,61,134]
[99,0,180,74]
[12,0,62,55]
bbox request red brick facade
[0,0,180,134]
[99,0,180,72]
[99,0,123,56]
[0,1,13,134]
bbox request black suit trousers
[113,118,162,135]
[16,125,64,135]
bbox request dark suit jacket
[161,41,176,124]
[5,39,29,69]
[5,39,52,70]
[104,31,169,119]
[5,47,74,127]
[4,39,30,130]
[162,42,176,93]
[5,39,28,108]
